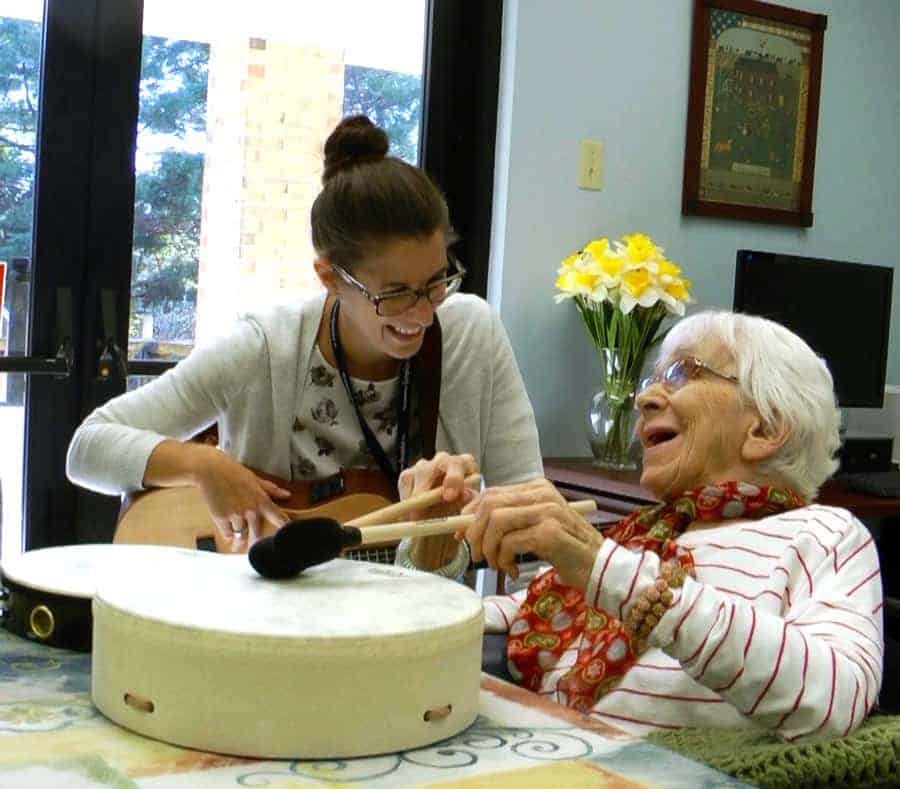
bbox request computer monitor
[733,250,893,408]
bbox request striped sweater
[483,505,883,741]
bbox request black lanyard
[329,300,411,486]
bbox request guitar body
[114,468,398,554]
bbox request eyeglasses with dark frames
[639,357,739,395]
[331,252,466,317]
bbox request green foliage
[138,38,209,136]
[130,37,209,342]
[131,148,203,340]
[0,16,40,262]
[343,65,422,163]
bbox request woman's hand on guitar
[193,451,291,550]
[398,452,479,508]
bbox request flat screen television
[733,250,893,408]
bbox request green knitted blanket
[646,715,900,788]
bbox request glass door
[0,1,54,558]
[0,0,141,555]
[89,1,433,539]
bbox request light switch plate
[578,139,604,190]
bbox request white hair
[657,310,841,501]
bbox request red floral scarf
[507,481,804,712]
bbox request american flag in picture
[710,8,745,40]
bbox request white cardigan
[66,292,543,495]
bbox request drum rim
[93,594,484,657]
[1,573,92,601]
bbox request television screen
[734,250,893,408]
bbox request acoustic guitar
[113,468,480,564]
[115,315,449,562]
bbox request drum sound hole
[124,693,155,713]
[423,704,452,722]
[29,605,55,640]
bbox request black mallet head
[248,517,363,579]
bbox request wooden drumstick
[353,498,597,543]
[249,499,598,578]
[347,473,482,527]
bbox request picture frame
[681,0,827,227]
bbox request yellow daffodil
[560,252,579,270]
[666,278,691,301]
[658,259,682,279]
[555,233,691,316]
[656,276,691,315]
[554,267,598,302]
[597,253,624,279]
[622,267,650,297]
[584,238,610,260]
[621,233,658,263]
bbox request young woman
[66,115,543,575]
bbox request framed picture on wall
[681,0,827,227]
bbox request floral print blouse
[290,345,420,480]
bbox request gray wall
[490,0,900,457]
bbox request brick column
[196,37,344,342]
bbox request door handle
[0,285,73,378]
[95,288,127,382]
[96,339,127,381]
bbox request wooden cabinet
[543,457,900,521]
[543,458,657,525]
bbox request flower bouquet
[555,234,692,469]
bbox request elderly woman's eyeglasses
[639,357,739,395]
[331,253,466,317]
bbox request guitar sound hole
[345,547,397,565]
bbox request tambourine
[0,544,192,651]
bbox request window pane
[128,1,427,366]
[0,2,42,559]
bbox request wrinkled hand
[459,478,603,592]
[194,451,291,551]
[398,451,479,510]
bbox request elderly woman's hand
[460,479,603,592]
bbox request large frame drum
[92,551,484,758]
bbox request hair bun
[322,115,389,182]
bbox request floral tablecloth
[0,629,749,787]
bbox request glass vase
[587,348,641,471]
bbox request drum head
[1,544,196,598]
[95,553,483,647]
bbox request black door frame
[25,0,141,549]
[422,0,503,299]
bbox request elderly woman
[468,311,882,741]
